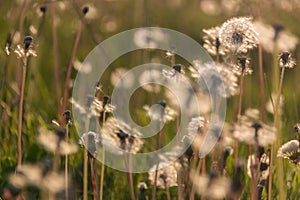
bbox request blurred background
[1,0,300,199]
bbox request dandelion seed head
[102,118,144,153]
[148,163,177,189]
[38,127,78,155]
[233,57,252,75]
[278,140,300,166]
[191,170,231,199]
[82,6,89,15]
[138,182,147,190]
[294,123,300,132]
[279,52,296,68]
[193,60,239,97]
[200,0,221,16]
[219,17,258,53]
[39,5,47,14]
[234,109,276,146]
[203,26,229,56]
[139,69,161,93]
[253,21,298,53]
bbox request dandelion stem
[65,124,69,200]
[90,159,97,200]
[51,5,62,114]
[189,157,202,200]
[61,21,83,119]
[83,117,90,200]
[258,44,265,123]
[234,71,245,171]
[128,152,136,200]
[152,122,163,200]
[100,111,106,200]
[17,57,27,167]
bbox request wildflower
[102,118,144,153]
[138,182,148,200]
[79,131,99,158]
[73,59,92,74]
[233,57,252,75]
[279,52,296,68]
[93,95,115,113]
[133,28,166,49]
[110,68,134,88]
[222,146,233,169]
[38,127,78,155]
[138,182,147,190]
[219,17,259,54]
[277,140,300,166]
[162,64,185,81]
[14,36,37,61]
[193,60,239,98]
[187,116,207,135]
[294,123,300,132]
[253,21,298,53]
[148,163,177,189]
[203,26,228,56]
[143,100,177,122]
[82,6,89,15]
[234,109,276,146]
[63,110,71,124]
[199,0,221,16]
[191,169,231,199]
[82,4,98,19]
[4,32,12,56]
[139,69,162,93]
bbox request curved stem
[61,21,83,119]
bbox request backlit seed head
[23,36,33,50]
[272,23,284,41]
[82,6,89,15]
[173,64,182,73]
[63,110,71,123]
[40,5,47,13]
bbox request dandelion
[233,56,253,75]
[279,52,296,68]
[102,118,144,153]
[148,163,178,189]
[193,60,239,98]
[79,131,99,159]
[277,140,300,166]
[162,64,185,81]
[14,36,37,62]
[190,170,231,199]
[203,26,228,57]
[143,100,177,122]
[133,28,166,48]
[138,182,148,200]
[222,146,234,170]
[234,110,276,146]
[253,21,298,53]
[219,17,259,54]
[139,69,162,93]
[38,127,78,155]
[294,123,300,132]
